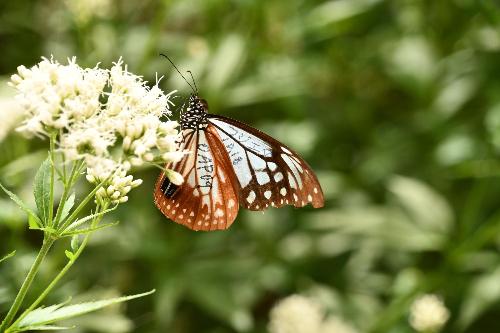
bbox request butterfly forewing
[154,127,240,231]
[208,115,324,211]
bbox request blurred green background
[1,0,500,332]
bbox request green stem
[48,133,56,227]
[9,204,109,331]
[58,177,108,232]
[53,161,82,229]
[0,236,55,331]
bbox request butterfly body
[155,94,324,231]
[180,95,209,130]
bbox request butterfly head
[180,94,209,130]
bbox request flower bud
[131,179,143,187]
[17,65,30,78]
[106,185,115,196]
[96,187,106,198]
[166,170,184,185]
[162,151,185,163]
[10,74,23,85]
[123,136,132,150]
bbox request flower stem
[48,132,56,228]
[8,204,109,331]
[53,161,82,229]
[0,236,54,332]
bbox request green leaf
[64,207,117,232]
[62,222,119,237]
[28,215,41,230]
[0,250,15,264]
[33,158,52,225]
[70,235,79,252]
[59,192,75,224]
[14,290,155,331]
[0,182,42,228]
[13,325,74,331]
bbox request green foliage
[0,183,42,228]
[11,290,155,332]
[1,0,500,332]
[0,251,15,265]
[33,158,51,226]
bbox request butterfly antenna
[159,53,196,93]
[187,70,198,94]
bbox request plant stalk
[0,236,54,332]
[9,203,109,330]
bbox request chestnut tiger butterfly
[154,55,324,231]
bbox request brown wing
[154,126,240,231]
[208,115,324,211]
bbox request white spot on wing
[264,191,271,199]
[288,172,297,189]
[282,154,302,189]
[280,188,287,196]
[249,152,266,170]
[256,171,270,185]
[215,208,224,217]
[247,191,256,204]
[274,172,284,182]
[210,119,272,157]
[268,162,277,171]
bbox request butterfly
[153,92,324,231]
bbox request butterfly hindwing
[154,127,239,231]
[208,115,324,211]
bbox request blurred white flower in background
[9,57,184,204]
[64,0,112,24]
[269,294,358,333]
[0,98,23,142]
[269,295,323,333]
[409,294,450,333]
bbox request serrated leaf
[0,250,15,264]
[15,290,155,330]
[0,183,42,227]
[59,193,75,224]
[33,158,52,224]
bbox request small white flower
[10,56,182,204]
[409,294,450,332]
[165,170,184,186]
[269,295,323,333]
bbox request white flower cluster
[268,295,358,333]
[409,294,450,333]
[10,57,184,205]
